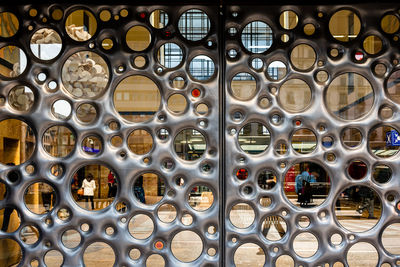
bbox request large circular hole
[293,232,318,257]
[188,185,213,211]
[229,203,255,228]
[61,229,81,249]
[0,119,36,165]
[158,204,177,223]
[372,164,392,183]
[71,165,117,211]
[368,125,400,158]
[127,129,153,155]
[257,170,277,190]
[113,75,161,123]
[348,160,367,180]
[43,125,75,158]
[234,243,265,266]
[326,73,373,120]
[30,28,62,60]
[171,231,203,262]
[189,55,215,81]
[347,242,378,267]
[150,10,169,29]
[0,239,22,265]
[238,122,271,154]
[278,79,312,112]
[8,85,34,112]
[381,223,400,255]
[157,43,183,68]
[167,94,187,114]
[65,9,97,41]
[83,242,115,267]
[363,35,383,55]
[267,61,287,81]
[261,215,287,241]
[279,11,298,30]
[241,21,273,53]
[335,185,381,232]
[24,182,56,214]
[291,128,317,154]
[290,44,316,71]
[329,10,361,42]
[133,173,165,205]
[230,72,257,100]
[126,26,151,51]
[61,51,109,99]
[178,9,210,41]
[0,46,27,78]
[342,127,362,148]
[76,103,97,124]
[381,14,400,34]
[129,214,154,239]
[174,129,206,161]
[82,136,102,155]
[0,12,19,38]
[386,70,400,104]
[284,162,331,208]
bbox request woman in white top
[82,173,96,210]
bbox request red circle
[295,120,301,126]
[164,31,172,38]
[355,52,364,61]
[236,168,248,180]
[192,89,201,98]
[155,241,164,250]
[139,12,146,19]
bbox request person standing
[40,182,54,212]
[295,165,316,207]
[82,173,96,210]
[107,171,115,198]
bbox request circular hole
[48,81,58,90]
[43,125,75,158]
[347,242,378,267]
[8,85,34,112]
[30,28,62,60]
[157,204,176,223]
[129,248,141,260]
[146,254,165,266]
[150,10,169,29]
[322,136,333,148]
[172,76,185,89]
[335,185,381,232]
[348,160,367,180]
[83,242,115,266]
[57,208,71,221]
[133,56,146,68]
[120,9,128,17]
[162,158,174,170]
[133,173,165,205]
[71,165,116,211]
[342,127,362,148]
[181,213,193,226]
[238,122,270,154]
[326,73,373,120]
[52,100,71,120]
[105,226,114,235]
[387,70,400,104]
[234,243,265,266]
[208,248,216,256]
[99,10,112,22]
[178,9,210,41]
[267,61,287,81]
[101,38,113,50]
[0,206,20,232]
[363,35,383,55]
[167,94,187,114]
[382,223,400,255]
[207,225,216,235]
[129,214,154,239]
[281,34,290,42]
[293,232,318,257]
[280,10,298,30]
[229,203,255,228]
[251,58,263,70]
[329,10,361,42]
[65,10,97,41]
[231,72,257,100]
[25,164,35,175]
[290,44,316,71]
[369,125,400,158]
[0,12,19,38]
[0,46,27,78]
[50,164,63,178]
[189,55,215,81]
[372,164,392,183]
[126,26,151,51]
[127,129,153,155]
[298,216,310,228]
[279,79,312,112]
[257,170,277,190]
[374,63,387,77]
[114,75,161,123]
[29,9,38,17]
[156,128,169,141]
[37,72,47,82]
[174,129,206,160]
[76,103,97,124]
[242,21,273,53]
[381,14,400,34]
[188,185,213,211]
[80,223,90,232]
[236,168,248,180]
[284,162,331,208]
[261,215,287,241]
[61,229,81,248]
[24,182,56,214]
[82,136,102,155]
[191,88,201,98]
[330,233,343,246]
[258,97,270,109]
[228,27,237,36]
[44,250,63,266]
[304,23,316,35]
[171,231,203,262]
[228,49,238,58]
[316,70,329,83]
[259,196,272,208]
[157,43,183,68]
[291,128,317,154]
[275,142,288,155]
[62,51,109,99]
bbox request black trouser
[1,207,13,232]
[42,192,53,211]
[85,196,94,210]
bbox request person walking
[295,165,316,207]
[82,173,96,210]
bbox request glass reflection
[284,162,330,208]
[335,186,381,232]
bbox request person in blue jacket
[295,165,316,207]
